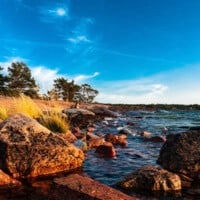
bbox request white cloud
[95,64,200,104]
[67,35,91,44]
[40,3,69,23]
[73,72,100,83]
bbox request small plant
[0,106,8,120]
[38,113,69,133]
[12,95,42,118]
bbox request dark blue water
[83,109,200,198]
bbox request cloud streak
[95,64,200,104]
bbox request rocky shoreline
[0,105,199,199]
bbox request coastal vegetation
[0,62,99,102]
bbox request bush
[38,113,69,133]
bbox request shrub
[38,113,69,133]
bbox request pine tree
[7,62,39,97]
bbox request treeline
[109,103,200,111]
[0,62,98,102]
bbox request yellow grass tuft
[12,95,42,118]
[38,113,69,133]
[0,95,70,133]
[0,106,8,120]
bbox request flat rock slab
[50,174,136,200]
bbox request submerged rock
[0,114,84,179]
[117,165,181,192]
[50,174,135,200]
[95,142,116,158]
[105,133,128,147]
[157,131,200,182]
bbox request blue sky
[0,0,200,104]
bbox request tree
[7,62,39,97]
[75,84,99,103]
[52,78,80,101]
[0,66,8,95]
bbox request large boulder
[50,174,135,200]
[90,107,119,118]
[157,131,200,181]
[0,114,84,179]
[117,165,181,192]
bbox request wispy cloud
[39,2,70,23]
[97,48,183,64]
[68,35,91,44]
[66,18,94,54]
[73,72,100,83]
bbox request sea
[83,109,200,199]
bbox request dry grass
[0,95,71,133]
[38,113,69,133]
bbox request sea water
[83,109,200,199]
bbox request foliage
[0,61,99,102]
[49,78,80,101]
[7,62,39,97]
[38,112,69,133]
[74,84,99,103]
[0,66,9,95]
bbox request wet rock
[50,174,135,200]
[95,142,116,158]
[105,133,128,147]
[88,138,106,148]
[118,128,132,135]
[0,169,21,187]
[0,114,84,178]
[140,131,152,137]
[148,136,166,143]
[62,108,95,116]
[71,126,83,139]
[117,165,181,192]
[157,131,200,181]
[90,107,119,118]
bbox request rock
[86,132,100,140]
[157,131,200,181]
[105,133,128,147]
[87,138,106,148]
[117,165,181,192]
[90,107,119,118]
[71,126,83,139]
[0,169,21,187]
[58,131,77,143]
[50,174,135,200]
[148,136,166,143]
[0,114,84,178]
[62,108,95,116]
[118,128,132,135]
[140,131,152,137]
[95,142,116,158]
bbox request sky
[0,0,200,104]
